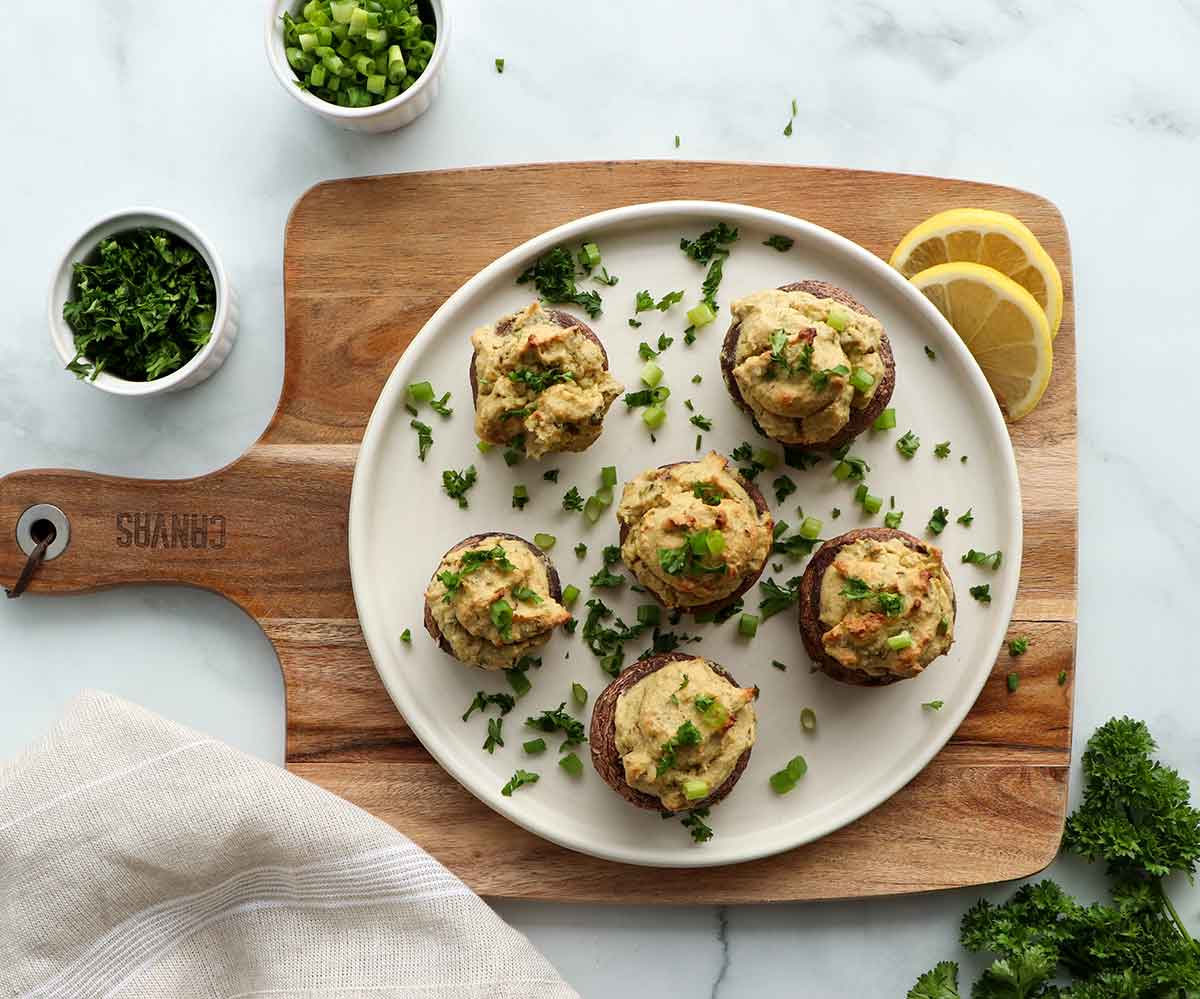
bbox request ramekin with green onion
[266,0,448,133]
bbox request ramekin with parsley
[61,228,217,383]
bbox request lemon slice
[890,208,1063,336]
[910,262,1053,421]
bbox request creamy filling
[616,452,773,609]
[730,289,885,445]
[425,535,569,670]
[472,302,624,459]
[818,537,955,678]
[614,658,757,811]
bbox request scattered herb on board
[763,234,795,252]
[957,508,974,527]
[462,691,516,721]
[690,413,713,432]
[574,541,587,558]
[927,505,950,535]
[542,468,560,483]
[494,57,504,73]
[908,717,1200,998]
[970,583,992,603]
[896,430,921,458]
[922,700,944,711]
[282,0,436,108]
[500,769,539,796]
[525,703,587,748]
[483,717,504,753]
[934,440,951,459]
[758,576,803,620]
[680,222,738,342]
[681,808,713,843]
[635,289,685,313]
[516,246,603,317]
[589,566,625,589]
[1009,636,1029,655]
[1058,669,1068,686]
[962,548,1003,570]
[773,475,797,504]
[562,487,584,512]
[62,228,216,382]
[582,598,646,676]
[1006,672,1020,693]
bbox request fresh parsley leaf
[562,487,584,512]
[969,584,992,603]
[934,440,951,459]
[509,366,574,394]
[758,576,802,620]
[593,266,618,286]
[490,598,514,640]
[905,960,960,999]
[634,289,655,313]
[657,530,727,577]
[657,334,674,352]
[589,566,625,589]
[511,585,543,604]
[500,769,539,796]
[638,341,659,361]
[525,702,587,748]
[483,717,504,753]
[784,446,823,471]
[957,508,974,527]
[462,690,516,722]
[681,808,714,843]
[692,482,723,506]
[582,598,646,676]
[922,700,945,712]
[516,245,603,317]
[679,222,739,263]
[1009,637,1029,655]
[574,542,587,558]
[411,420,433,461]
[656,720,703,775]
[543,468,559,483]
[773,475,796,504]
[763,234,795,252]
[689,413,713,431]
[963,549,1003,570]
[602,545,621,565]
[928,506,950,535]
[924,345,936,360]
[441,465,478,508]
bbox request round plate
[349,201,1021,868]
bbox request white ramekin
[265,0,448,133]
[48,208,239,397]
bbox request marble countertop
[3,1,1199,994]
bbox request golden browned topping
[616,452,772,609]
[425,535,569,670]
[614,658,756,811]
[472,302,623,459]
[730,288,885,445]
[818,537,955,678]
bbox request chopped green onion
[506,668,532,697]
[594,486,613,508]
[770,770,796,794]
[752,448,779,469]
[687,302,717,327]
[512,484,529,510]
[559,753,584,776]
[523,738,546,754]
[863,493,883,515]
[886,631,913,651]
[407,380,434,404]
[1057,670,1068,686]
[683,778,710,801]
[799,517,822,540]
[583,496,603,523]
[637,604,661,626]
[873,408,897,430]
[476,440,493,453]
[854,484,869,504]
[800,708,816,731]
[572,682,588,706]
[533,532,556,550]
[826,309,848,332]
[884,510,903,529]
[643,404,667,430]
[849,367,876,393]
[641,361,663,387]
[601,465,617,487]
[562,584,581,607]
[786,755,808,780]
[738,613,760,638]
[1007,672,1020,693]
[580,242,601,269]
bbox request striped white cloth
[0,691,578,999]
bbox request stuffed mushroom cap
[589,652,757,812]
[470,302,623,460]
[615,452,773,615]
[424,532,569,670]
[798,528,956,686]
[720,281,895,451]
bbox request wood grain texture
[0,162,1077,902]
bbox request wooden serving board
[0,162,1076,902]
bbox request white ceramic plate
[349,201,1021,868]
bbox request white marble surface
[2,1,1199,994]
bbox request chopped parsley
[525,703,587,748]
[656,720,703,776]
[509,366,574,394]
[680,808,714,843]
[924,345,936,360]
[922,700,944,711]
[490,598,514,640]
[589,566,625,589]
[602,544,621,564]
[689,413,713,431]
[500,769,539,796]
[441,465,477,508]
[956,508,974,527]
[1009,636,1030,655]
[1057,669,1068,686]
[400,628,412,643]
[969,583,992,604]
[574,542,587,558]
[483,717,504,753]
[542,469,559,483]
[593,266,618,286]
[411,419,433,461]
[562,487,584,512]
[839,577,905,617]
[927,505,950,535]
[582,598,646,676]
[680,222,739,263]
[635,288,685,313]
[516,246,602,317]
[896,431,921,458]
[934,440,951,459]
[763,234,795,252]
[638,341,659,361]
[512,485,530,510]
[462,690,516,721]
[692,482,723,505]
[963,548,1003,570]
[758,576,802,620]
[658,529,727,577]
[494,57,504,73]
[511,585,543,604]
[772,660,787,671]
[773,475,797,504]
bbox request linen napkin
[0,691,578,999]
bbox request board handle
[0,446,359,619]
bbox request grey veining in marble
[2,0,1199,995]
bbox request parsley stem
[1157,880,1197,946]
